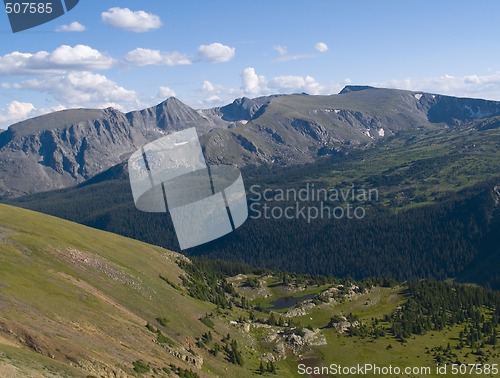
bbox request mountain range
[2,86,500,198]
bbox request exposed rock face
[163,346,203,369]
[284,302,315,318]
[0,98,220,198]
[302,328,327,346]
[274,342,286,360]
[260,353,276,363]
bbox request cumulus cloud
[240,68,323,96]
[101,7,162,32]
[55,21,86,32]
[201,80,229,96]
[0,45,114,75]
[193,69,327,108]
[3,71,140,110]
[271,75,323,94]
[196,80,225,105]
[202,80,217,94]
[158,86,176,98]
[241,67,268,95]
[126,44,236,67]
[194,80,243,107]
[273,45,288,56]
[49,45,113,68]
[372,72,500,101]
[314,42,329,53]
[197,43,235,63]
[124,48,191,66]
[0,101,35,124]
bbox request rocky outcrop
[164,346,203,369]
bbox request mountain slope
[0,98,220,198]
[0,204,270,377]
[201,87,500,166]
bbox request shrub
[156,317,170,327]
[199,314,215,329]
[132,360,150,373]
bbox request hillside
[1,205,500,377]
[0,204,268,377]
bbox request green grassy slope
[0,204,288,377]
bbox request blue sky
[1,0,500,128]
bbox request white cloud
[0,102,67,128]
[0,101,35,124]
[55,21,86,32]
[125,48,162,65]
[314,42,329,53]
[372,72,500,101]
[240,68,323,96]
[201,80,228,96]
[125,48,191,66]
[241,67,268,95]
[49,45,113,69]
[101,7,162,32]
[271,75,323,94]
[202,80,217,94]
[193,69,327,108]
[196,80,227,106]
[273,45,288,56]
[158,86,176,98]
[0,45,114,75]
[4,71,141,110]
[197,43,235,63]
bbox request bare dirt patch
[388,293,399,303]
